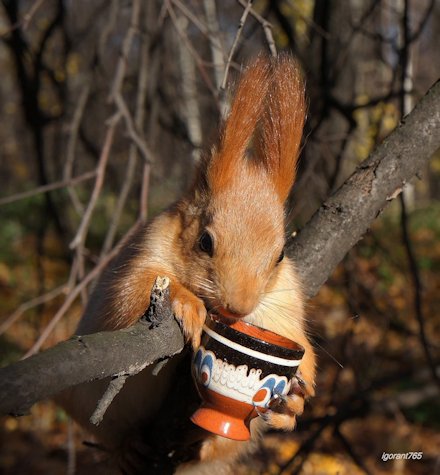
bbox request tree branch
[0,78,439,417]
[288,78,440,297]
[0,277,184,416]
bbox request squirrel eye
[276,249,285,264]
[199,231,214,257]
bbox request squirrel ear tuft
[205,54,306,200]
[207,54,273,193]
[256,55,306,202]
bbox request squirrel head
[180,54,306,319]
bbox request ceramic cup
[190,316,304,441]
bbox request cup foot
[190,405,252,441]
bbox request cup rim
[206,315,305,360]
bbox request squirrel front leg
[111,269,207,347]
[170,281,207,348]
[79,266,205,343]
[251,259,316,432]
[79,217,207,347]
[110,271,206,348]
[262,337,316,430]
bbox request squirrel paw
[261,370,314,431]
[172,286,207,349]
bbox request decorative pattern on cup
[193,346,294,408]
[192,317,305,409]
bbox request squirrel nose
[219,279,260,318]
[218,297,257,319]
[217,305,246,319]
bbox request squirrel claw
[289,374,306,399]
[291,369,315,399]
[171,287,207,350]
[267,392,288,411]
[260,391,304,431]
[295,373,306,390]
[260,370,314,431]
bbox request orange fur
[60,54,316,473]
[257,55,306,201]
[208,55,272,193]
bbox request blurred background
[0,0,439,474]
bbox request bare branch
[237,0,276,56]
[165,0,218,99]
[140,164,151,223]
[69,112,121,251]
[98,0,119,61]
[288,78,440,297]
[0,285,67,336]
[89,375,129,426]
[101,11,152,254]
[114,93,156,165]
[26,213,139,357]
[0,171,96,206]
[203,0,226,91]
[0,0,48,37]
[64,82,91,216]
[0,278,183,416]
[177,16,203,162]
[398,0,439,388]
[0,76,437,416]
[108,0,142,103]
[221,0,254,91]
[172,0,210,37]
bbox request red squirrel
[61,54,316,473]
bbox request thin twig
[203,0,226,91]
[0,0,48,37]
[0,284,68,336]
[64,82,91,216]
[90,375,129,425]
[100,142,137,256]
[400,195,439,386]
[333,425,371,475]
[139,3,159,223]
[69,112,121,307]
[69,112,121,304]
[221,0,254,91]
[66,418,76,475]
[98,0,119,61]
[165,0,218,99]
[0,171,96,206]
[108,0,141,102]
[69,113,121,251]
[20,0,48,30]
[25,219,141,357]
[331,0,382,84]
[177,15,204,160]
[398,0,439,388]
[172,0,210,37]
[140,164,151,223]
[290,1,331,40]
[76,250,88,306]
[408,0,435,42]
[66,255,80,296]
[237,0,276,57]
[114,93,155,164]
[101,9,152,255]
